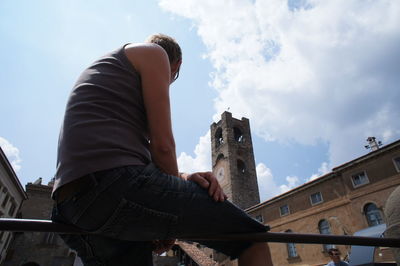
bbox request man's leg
[239,243,273,266]
[126,164,272,261]
[52,205,154,266]
[54,164,272,263]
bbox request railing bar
[183,232,400,247]
[0,218,83,233]
[1,218,399,247]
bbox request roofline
[332,139,400,172]
[247,138,400,213]
[0,147,27,199]
[247,172,336,212]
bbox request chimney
[365,137,382,151]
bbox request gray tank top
[53,44,151,195]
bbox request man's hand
[152,239,176,255]
[186,172,227,202]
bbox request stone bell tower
[210,111,260,209]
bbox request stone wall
[3,182,75,266]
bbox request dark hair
[328,248,340,255]
[146,33,182,64]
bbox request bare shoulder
[124,43,168,71]
[124,42,164,54]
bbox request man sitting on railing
[51,33,272,266]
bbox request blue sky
[1,0,399,202]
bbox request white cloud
[0,137,22,172]
[160,0,400,168]
[256,163,280,201]
[279,175,300,194]
[177,131,211,173]
[257,163,301,201]
[308,161,330,181]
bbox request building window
[255,215,263,223]
[215,128,224,148]
[216,153,224,163]
[318,219,334,251]
[285,230,298,258]
[364,203,384,227]
[0,187,6,202]
[2,194,9,208]
[310,192,323,205]
[4,233,11,249]
[280,204,290,216]
[287,242,298,258]
[233,127,244,143]
[237,160,246,174]
[8,201,16,216]
[351,171,369,188]
[393,157,400,172]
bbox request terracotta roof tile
[177,241,217,266]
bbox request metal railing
[1,218,399,247]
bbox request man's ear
[171,59,182,73]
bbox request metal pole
[184,231,400,247]
[0,218,82,234]
[1,218,399,247]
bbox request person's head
[328,248,341,263]
[146,33,182,82]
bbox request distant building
[247,138,400,265]
[4,179,76,266]
[0,146,27,264]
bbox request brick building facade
[247,139,400,265]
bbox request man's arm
[125,43,178,176]
[125,43,225,202]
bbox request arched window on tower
[215,128,224,148]
[237,159,246,174]
[364,203,384,226]
[318,219,334,251]
[285,230,298,258]
[233,127,244,143]
[216,153,224,163]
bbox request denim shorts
[52,163,268,265]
